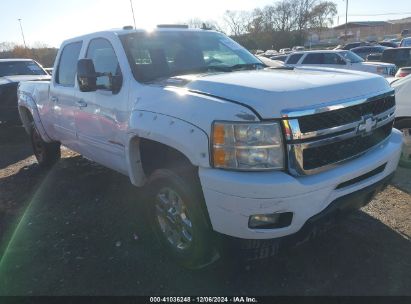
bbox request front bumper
[199,129,402,239]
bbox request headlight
[212,121,284,170]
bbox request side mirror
[77,59,97,92]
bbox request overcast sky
[1,0,411,47]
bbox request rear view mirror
[77,59,97,92]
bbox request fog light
[248,212,293,229]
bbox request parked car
[279,48,291,54]
[18,26,402,268]
[378,41,398,48]
[351,46,391,60]
[395,67,411,78]
[262,50,278,57]
[269,54,288,62]
[284,50,397,77]
[366,53,382,61]
[334,42,370,50]
[381,47,411,68]
[400,37,411,47]
[0,59,50,124]
[292,46,305,51]
[390,76,411,167]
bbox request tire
[146,168,218,269]
[395,119,411,168]
[30,122,61,168]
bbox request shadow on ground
[0,125,32,169]
[0,154,410,296]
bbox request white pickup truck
[18,26,402,268]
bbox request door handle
[76,100,88,108]
[51,96,58,102]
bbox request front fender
[125,110,211,186]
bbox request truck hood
[180,67,391,118]
[0,75,50,86]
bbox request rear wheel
[146,169,218,269]
[30,123,61,168]
[395,119,411,168]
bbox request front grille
[302,122,393,171]
[298,94,395,133]
[283,91,396,176]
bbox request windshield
[339,51,364,63]
[0,60,47,77]
[120,31,263,82]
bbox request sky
[1,0,411,48]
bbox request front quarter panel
[128,110,211,167]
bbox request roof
[389,17,411,24]
[334,21,391,30]
[0,58,34,62]
[64,27,213,43]
[291,50,348,55]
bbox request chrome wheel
[32,127,45,162]
[400,127,411,167]
[155,187,193,250]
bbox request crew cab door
[75,37,128,174]
[50,41,83,149]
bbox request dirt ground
[0,125,410,296]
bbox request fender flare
[18,92,53,142]
[125,111,210,186]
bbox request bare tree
[310,1,338,39]
[186,18,224,32]
[271,1,294,32]
[223,10,252,36]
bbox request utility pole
[344,0,349,42]
[129,0,137,29]
[18,18,27,48]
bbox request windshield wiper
[228,63,265,71]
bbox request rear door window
[287,54,304,64]
[56,42,83,86]
[302,53,324,64]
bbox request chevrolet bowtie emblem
[358,115,377,135]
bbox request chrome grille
[282,91,396,176]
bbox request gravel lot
[0,125,410,296]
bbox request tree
[310,1,338,39]
[186,18,224,32]
[223,10,252,36]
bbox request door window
[56,42,83,86]
[323,53,344,65]
[287,54,304,64]
[86,38,122,92]
[302,53,324,64]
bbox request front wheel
[395,119,411,168]
[30,122,61,168]
[146,169,218,269]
